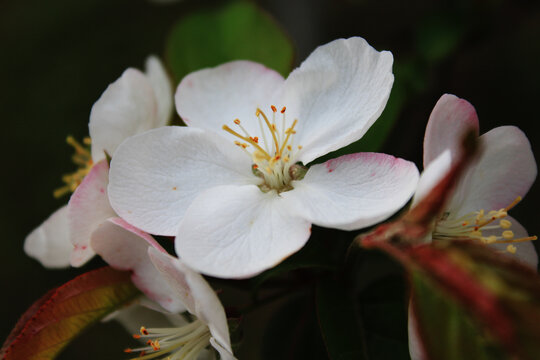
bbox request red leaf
[1,267,139,360]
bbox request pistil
[222,106,303,193]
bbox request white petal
[408,305,426,360]
[24,205,72,268]
[210,337,237,360]
[108,298,184,334]
[447,126,537,215]
[68,159,116,267]
[423,94,479,167]
[175,185,312,278]
[90,217,186,313]
[89,68,158,161]
[282,37,394,164]
[108,126,256,236]
[412,150,453,207]
[485,216,538,269]
[176,60,284,137]
[283,153,419,231]
[145,56,173,127]
[147,249,233,354]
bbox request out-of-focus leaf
[410,268,505,360]
[316,276,367,360]
[261,292,327,360]
[250,235,337,297]
[166,0,294,82]
[1,267,139,360]
[415,14,467,64]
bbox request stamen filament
[256,108,280,154]
[222,125,270,160]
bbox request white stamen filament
[125,320,211,360]
[433,196,537,254]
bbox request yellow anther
[470,230,482,238]
[502,230,514,240]
[234,119,241,125]
[486,236,497,244]
[500,219,512,229]
[281,106,286,113]
[287,145,292,151]
[54,136,93,198]
[140,326,149,335]
[298,145,303,150]
[271,105,277,112]
[506,245,517,254]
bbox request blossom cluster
[23,37,537,359]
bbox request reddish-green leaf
[1,267,139,360]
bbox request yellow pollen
[140,326,149,336]
[485,235,497,244]
[502,230,514,240]
[499,219,512,229]
[506,245,517,254]
[470,230,482,238]
[53,136,93,198]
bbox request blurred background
[1,0,539,358]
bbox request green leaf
[166,0,294,82]
[316,276,367,360]
[1,267,139,360]
[410,270,506,360]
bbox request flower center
[124,320,211,360]
[433,196,537,255]
[53,136,93,198]
[222,106,304,193]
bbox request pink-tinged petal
[90,217,186,313]
[283,153,419,231]
[108,126,256,236]
[412,150,453,207]
[145,56,173,128]
[68,159,116,267]
[89,68,158,162]
[148,249,233,355]
[24,205,72,268]
[176,60,284,137]
[175,185,312,278]
[282,37,394,164]
[447,126,537,216]
[484,216,538,269]
[108,299,185,335]
[423,94,479,167]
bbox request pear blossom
[90,221,235,360]
[408,94,538,360]
[108,37,420,278]
[24,56,173,268]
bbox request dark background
[1,0,539,358]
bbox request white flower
[91,223,235,360]
[108,37,420,278]
[24,56,173,268]
[413,94,538,267]
[409,94,538,360]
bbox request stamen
[257,108,280,153]
[271,105,277,112]
[53,136,93,198]
[502,230,514,240]
[506,245,517,254]
[223,125,270,159]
